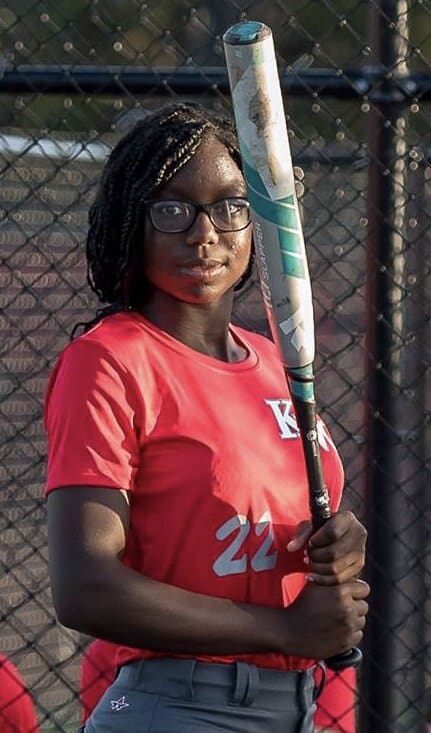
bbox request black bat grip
[289,386,362,671]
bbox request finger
[308,554,361,577]
[350,579,370,599]
[307,559,361,586]
[308,527,366,565]
[287,520,313,552]
[308,541,358,564]
[308,512,352,548]
[356,600,369,618]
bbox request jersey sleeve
[44,339,144,494]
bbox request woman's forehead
[161,136,245,196]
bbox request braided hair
[86,102,253,312]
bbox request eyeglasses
[145,197,251,233]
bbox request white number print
[251,510,278,572]
[213,511,278,577]
[213,514,249,576]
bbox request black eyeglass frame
[144,197,252,233]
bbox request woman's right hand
[281,578,369,660]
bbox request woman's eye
[160,204,184,217]
[227,201,245,216]
[213,201,239,217]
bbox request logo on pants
[110,696,130,711]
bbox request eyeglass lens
[149,198,250,232]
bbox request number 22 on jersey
[213,511,278,577]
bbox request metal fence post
[361,2,427,731]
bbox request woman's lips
[178,260,226,281]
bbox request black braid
[80,102,252,336]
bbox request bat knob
[223,21,270,45]
[324,646,363,671]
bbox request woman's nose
[185,211,219,246]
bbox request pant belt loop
[296,668,317,733]
[231,662,259,707]
[187,660,196,701]
[231,662,248,705]
[313,661,326,702]
[243,665,259,706]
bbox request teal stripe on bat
[288,365,315,402]
[241,157,305,279]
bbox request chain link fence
[0,1,430,731]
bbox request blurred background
[0,1,430,731]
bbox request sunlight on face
[141,135,252,307]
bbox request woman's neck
[137,298,246,363]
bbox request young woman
[45,102,368,733]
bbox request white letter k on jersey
[264,399,299,439]
[264,398,335,452]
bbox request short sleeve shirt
[45,312,344,671]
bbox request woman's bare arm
[47,486,368,659]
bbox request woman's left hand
[287,511,367,585]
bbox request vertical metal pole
[361,2,426,731]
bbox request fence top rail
[0,65,429,101]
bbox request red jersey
[45,311,344,672]
[0,655,40,733]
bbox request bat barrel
[223,21,315,372]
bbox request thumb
[287,520,313,552]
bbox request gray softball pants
[83,657,323,733]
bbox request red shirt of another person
[0,655,40,733]
[80,641,117,723]
[315,667,356,732]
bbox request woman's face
[141,135,252,306]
